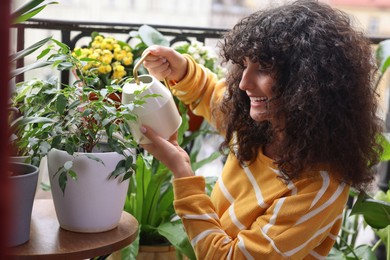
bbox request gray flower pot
[8,162,39,247]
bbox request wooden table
[7,199,139,259]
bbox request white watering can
[122,51,182,144]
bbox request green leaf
[83,154,105,165]
[138,25,169,47]
[55,94,67,115]
[350,192,390,229]
[192,151,221,172]
[157,222,196,260]
[51,38,70,51]
[379,133,390,161]
[10,116,55,130]
[326,247,346,259]
[10,61,53,78]
[376,39,390,74]
[9,36,52,62]
[68,170,77,181]
[58,168,68,195]
[11,0,59,24]
[349,244,376,260]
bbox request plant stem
[387,226,390,260]
[372,238,382,252]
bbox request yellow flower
[72,33,134,88]
[122,54,133,66]
[94,35,104,42]
[98,64,112,74]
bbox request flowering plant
[72,32,134,89]
[173,40,226,79]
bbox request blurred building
[12,0,390,37]
[328,0,390,38]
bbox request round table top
[7,199,138,259]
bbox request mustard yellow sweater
[171,55,349,259]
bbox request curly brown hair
[218,0,383,190]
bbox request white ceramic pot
[122,75,182,144]
[47,148,130,233]
[8,162,39,247]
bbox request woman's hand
[143,45,188,83]
[140,125,194,179]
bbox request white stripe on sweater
[309,250,326,260]
[259,228,287,258]
[328,233,338,240]
[218,178,235,204]
[296,182,346,225]
[229,204,246,230]
[310,171,330,209]
[237,235,255,260]
[243,167,268,208]
[182,213,219,220]
[284,214,343,256]
[262,198,285,234]
[270,168,297,195]
[191,228,227,247]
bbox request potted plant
[15,36,143,233]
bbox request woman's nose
[239,69,254,91]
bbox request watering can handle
[133,50,170,88]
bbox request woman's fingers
[139,125,193,178]
[142,45,187,82]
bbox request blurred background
[10,0,390,34]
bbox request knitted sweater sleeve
[169,54,226,130]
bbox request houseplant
[15,37,143,233]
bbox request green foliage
[10,1,58,79]
[11,0,58,25]
[379,133,390,162]
[138,25,170,47]
[376,39,390,75]
[350,192,390,229]
[11,39,145,194]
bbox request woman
[140,0,383,258]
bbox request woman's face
[239,57,278,123]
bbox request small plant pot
[47,148,130,233]
[8,162,39,247]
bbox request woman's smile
[239,57,276,122]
